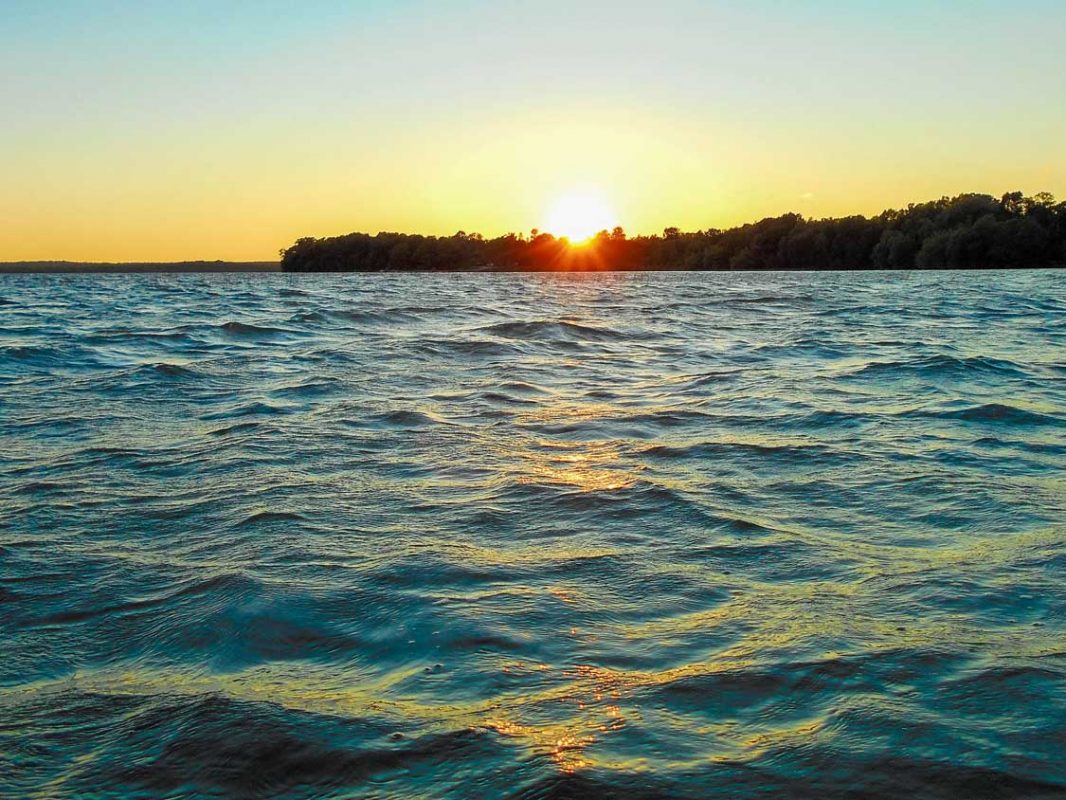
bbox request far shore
[0,261,281,274]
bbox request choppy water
[2,270,1065,799]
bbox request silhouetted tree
[280,191,1065,272]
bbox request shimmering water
[2,270,1065,799]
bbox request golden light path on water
[10,523,1063,782]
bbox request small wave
[269,378,343,398]
[199,402,295,420]
[615,409,717,428]
[716,293,799,305]
[932,403,1062,427]
[641,440,842,464]
[2,344,62,363]
[87,326,201,342]
[518,408,731,439]
[941,665,1064,706]
[70,445,142,460]
[14,480,64,494]
[498,381,553,395]
[368,409,451,428]
[207,421,261,437]
[681,370,744,389]
[219,321,298,337]
[368,557,526,588]
[753,339,853,359]
[415,338,521,358]
[681,538,845,580]
[237,510,307,526]
[477,319,628,342]
[849,353,1031,380]
[170,572,263,599]
[138,361,198,379]
[26,573,256,627]
[288,310,328,323]
[331,308,413,325]
[583,389,620,400]
[783,408,878,430]
[479,391,537,405]
[652,668,788,715]
[492,478,722,527]
[102,697,505,799]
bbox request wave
[1,344,66,364]
[219,321,298,337]
[236,510,306,526]
[718,293,801,305]
[207,421,262,437]
[12,480,65,494]
[366,409,452,428]
[848,354,1032,380]
[127,361,199,379]
[269,378,344,398]
[498,381,554,395]
[478,391,538,405]
[116,698,509,799]
[477,319,630,342]
[640,440,845,465]
[611,409,719,428]
[508,759,1066,800]
[26,572,260,628]
[287,309,328,323]
[199,401,295,420]
[930,403,1062,427]
[679,370,744,389]
[415,338,523,358]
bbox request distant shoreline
[0,261,281,274]
[1,262,1062,274]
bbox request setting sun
[544,192,617,243]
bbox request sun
[544,192,617,243]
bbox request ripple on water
[0,270,1064,799]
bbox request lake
[1,270,1064,799]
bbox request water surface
[1,270,1064,799]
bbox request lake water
[1,270,1064,799]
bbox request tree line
[280,191,1066,272]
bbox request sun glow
[544,192,618,243]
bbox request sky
[2,0,1064,261]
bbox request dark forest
[281,192,1066,272]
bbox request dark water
[2,270,1065,799]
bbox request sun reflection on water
[515,440,640,493]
